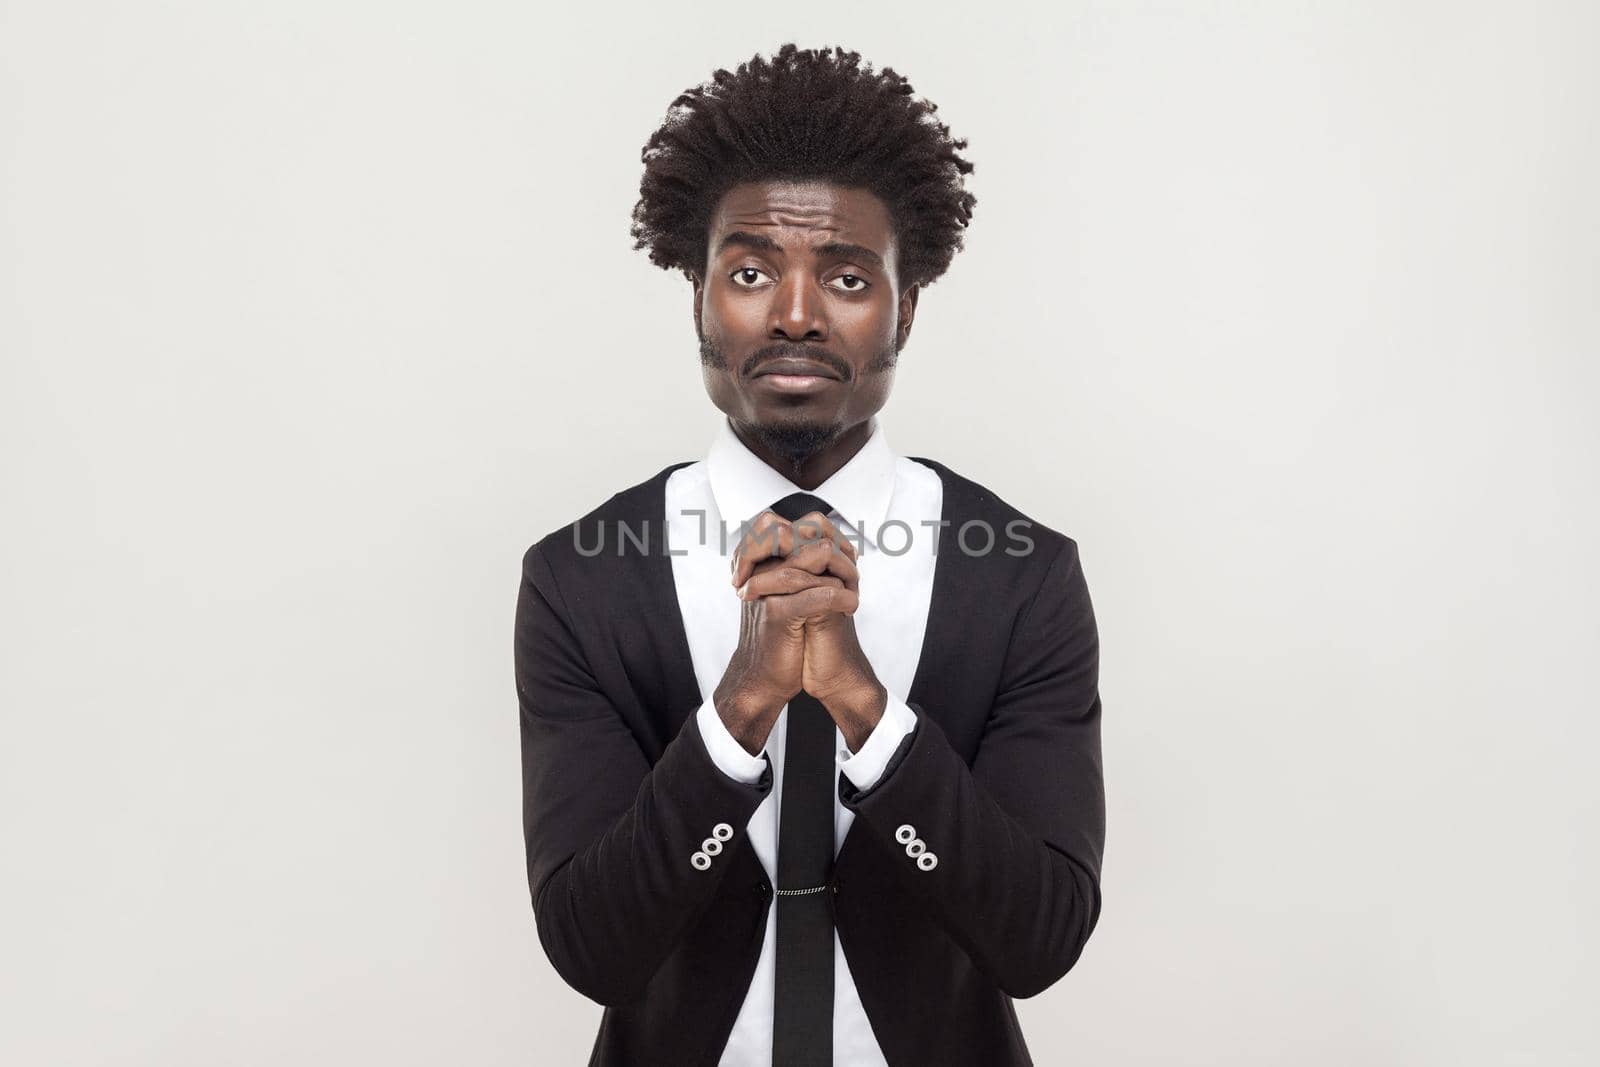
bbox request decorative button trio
[690,821,735,871]
[895,823,939,871]
[694,821,939,871]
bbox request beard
[698,331,897,472]
[746,419,840,471]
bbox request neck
[730,417,873,490]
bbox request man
[515,44,1104,1067]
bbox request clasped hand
[711,508,887,755]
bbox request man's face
[694,180,918,457]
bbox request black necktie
[768,491,836,1067]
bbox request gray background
[3,2,1596,1063]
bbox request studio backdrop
[1,2,1595,1065]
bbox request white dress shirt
[665,413,942,1067]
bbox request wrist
[713,689,781,755]
[823,682,888,753]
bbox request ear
[895,284,920,351]
[689,270,704,340]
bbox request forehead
[708,180,894,254]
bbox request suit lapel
[612,461,707,756]
[905,457,960,719]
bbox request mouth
[752,372,840,394]
[750,358,844,394]
[753,357,842,379]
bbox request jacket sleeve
[837,537,1105,999]
[515,543,774,1006]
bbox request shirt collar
[705,414,897,551]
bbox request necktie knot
[771,492,833,523]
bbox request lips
[752,358,842,381]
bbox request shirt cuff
[695,699,769,785]
[837,692,918,792]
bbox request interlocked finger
[739,560,845,601]
[771,536,857,592]
[730,509,858,590]
[767,582,860,620]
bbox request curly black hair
[629,43,977,291]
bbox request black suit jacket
[514,456,1104,1066]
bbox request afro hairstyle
[629,43,977,291]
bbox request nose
[767,271,828,343]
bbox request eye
[730,266,771,288]
[829,273,870,293]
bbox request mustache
[743,342,852,381]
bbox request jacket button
[755,881,770,898]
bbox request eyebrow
[715,230,886,273]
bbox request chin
[748,416,840,464]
